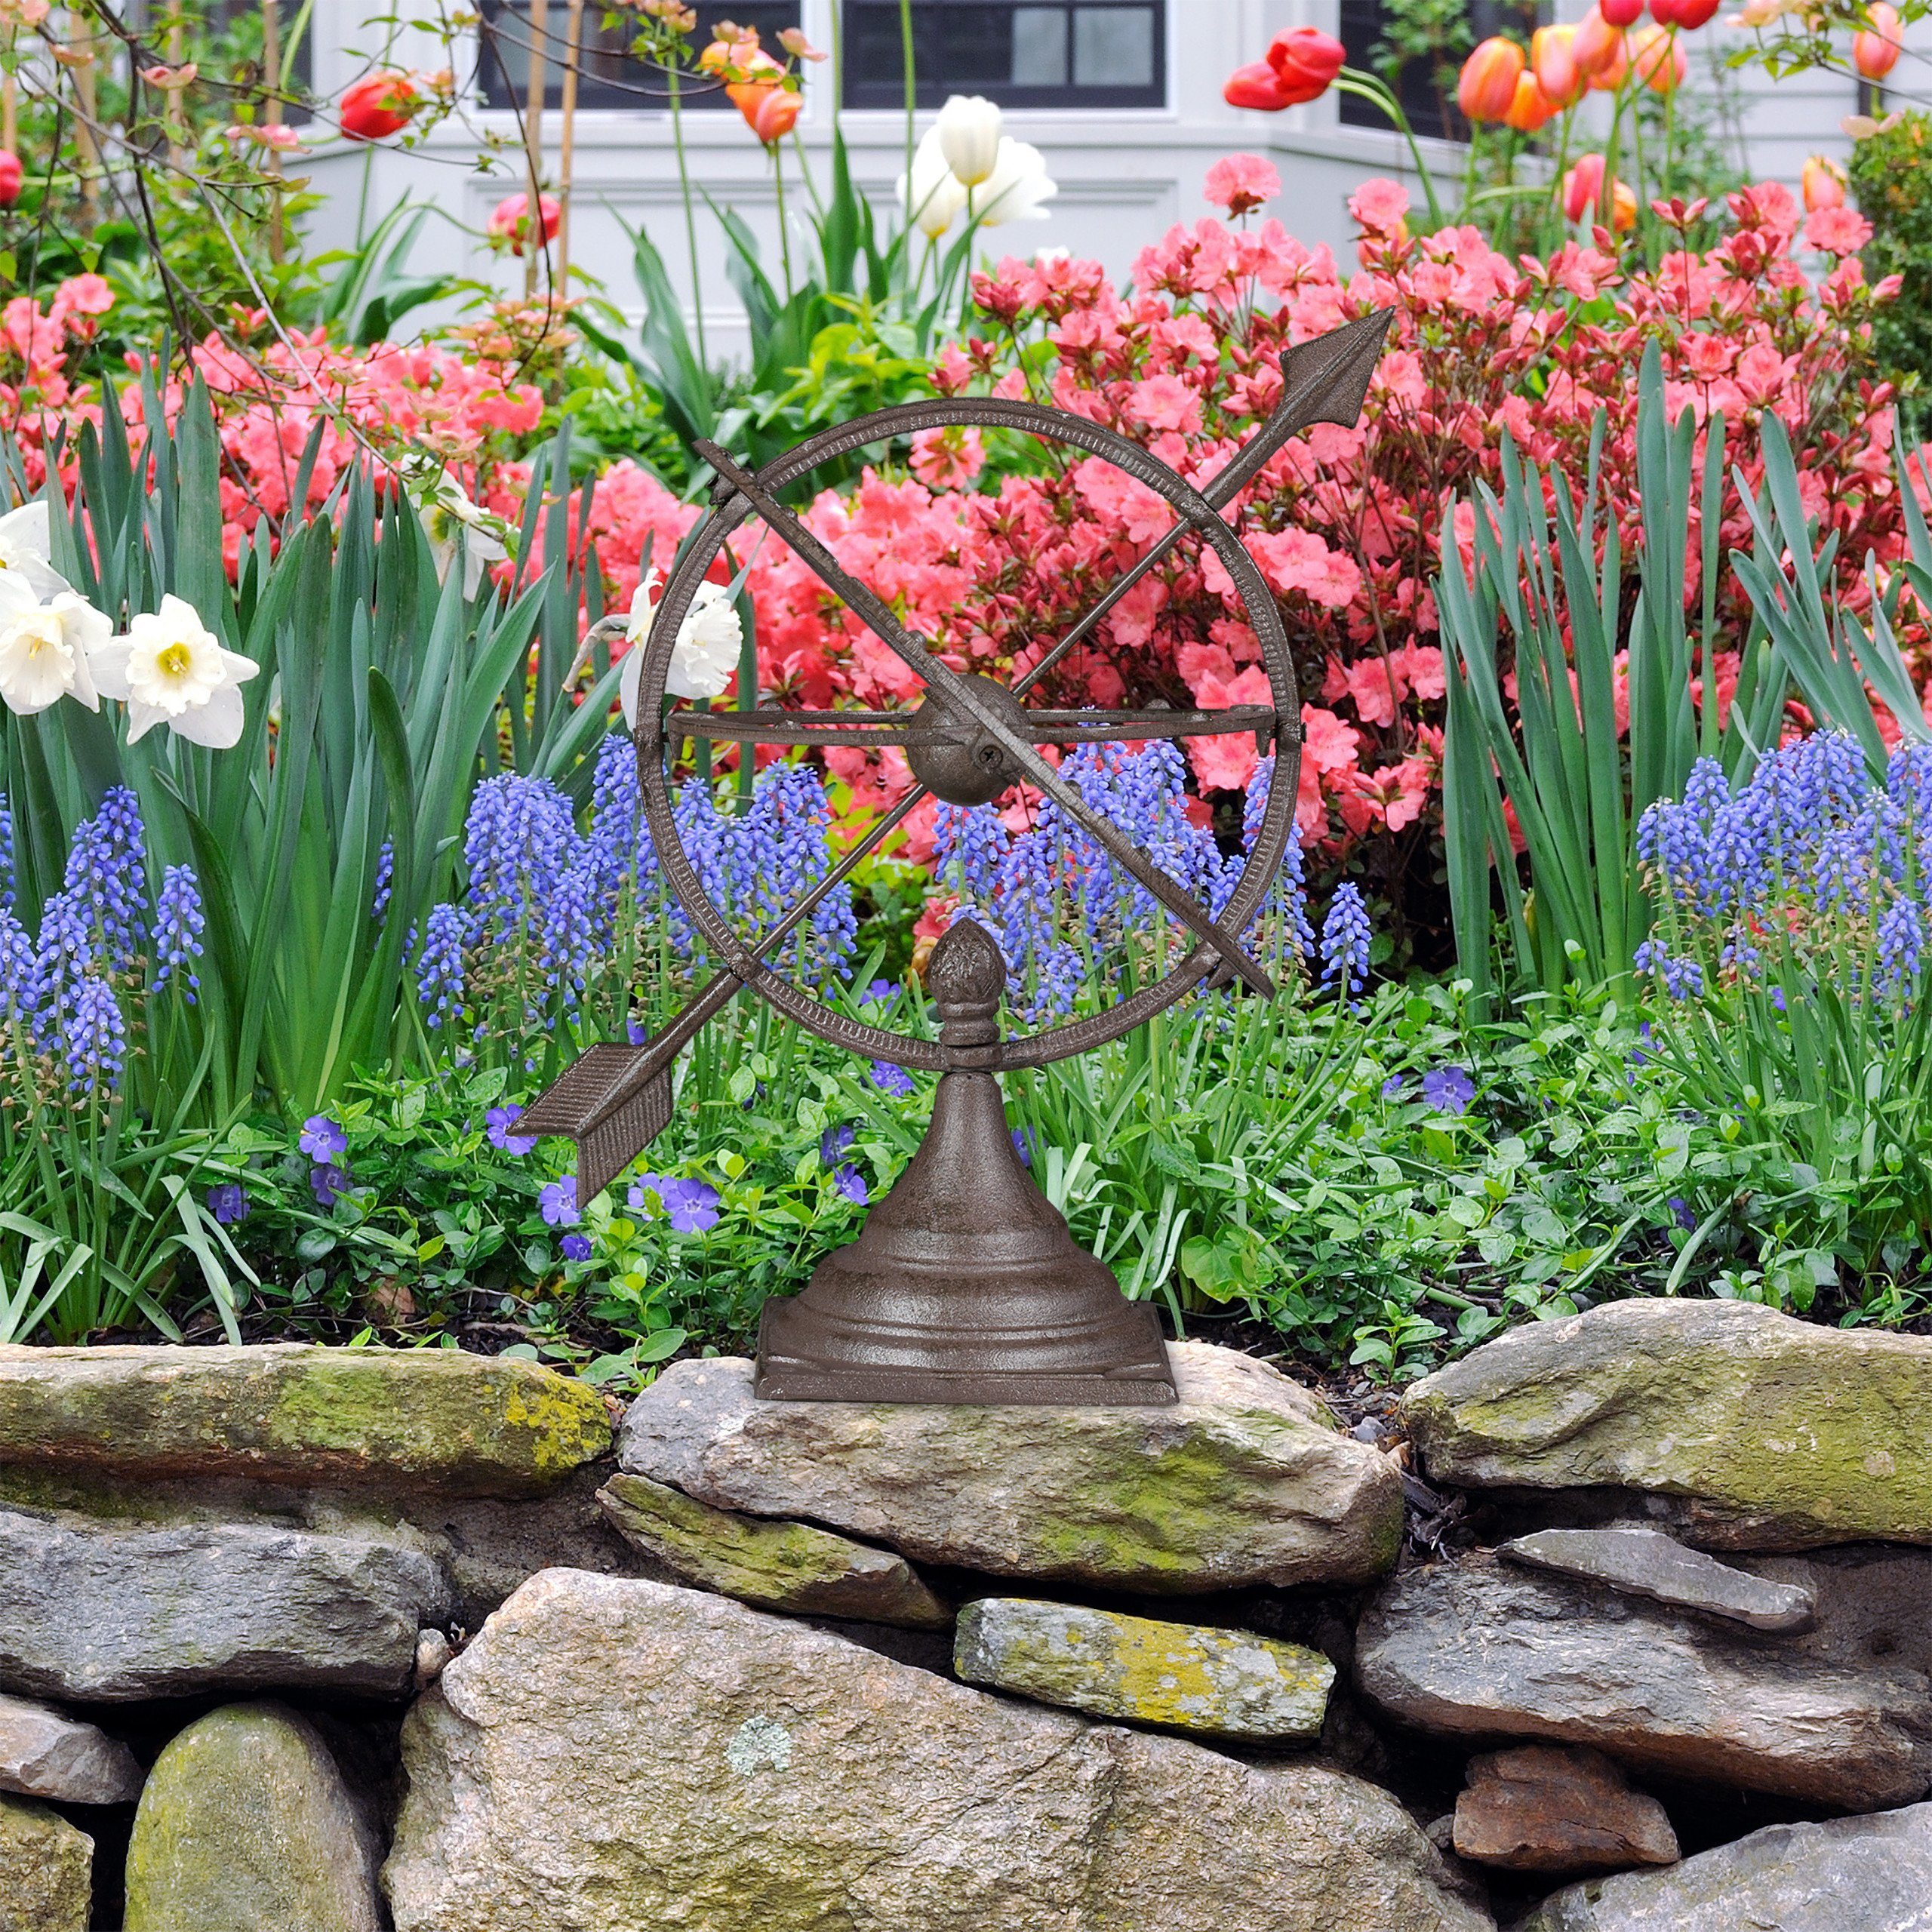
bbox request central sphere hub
[906,672,1025,807]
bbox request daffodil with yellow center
[90,593,260,749]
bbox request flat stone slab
[0,1792,91,1930]
[1452,1745,1678,1875]
[1519,1801,1932,1930]
[1355,1549,1932,1810]
[386,1571,1491,1932]
[598,1473,949,1629]
[1500,1526,1817,1632]
[125,1703,383,1932]
[619,1343,1403,1593]
[955,1598,1334,1742]
[0,1692,143,1804]
[0,1506,450,1702]
[1401,1300,1932,1549]
[0,1343,611,1497]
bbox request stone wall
[1,1303,1929,1930]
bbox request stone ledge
[0,1343,612,1499]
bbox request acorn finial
[928,917,1007,1050]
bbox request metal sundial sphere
[515,309,1392,1407]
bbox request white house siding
[300,2,1910,365]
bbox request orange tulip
[1802,155,1847,211]
[1571,8,1628,84]
[1854,2,1903,78]
[1629,21,1688,91]
[1458,36,1527,121]
[1563,152,1637,231]
[1503,71,1560,131]
[746,85,801,143]
[1531,26,1584,106]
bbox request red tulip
[1854,2,1903,78]
[488,192,561,256]
[1266,26,1347,103]
[1601,0,1645,24]
[1650,0,1682,23]
[1458,37,1527,122]
[0,150,20,209]
[1673,0,1721,24]
[339,71,418,142]
[1224,60,1291,109]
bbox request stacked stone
[0,1342,619,1930]
[1368,1297,1932,1929]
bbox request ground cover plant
[0,4,1930,1386]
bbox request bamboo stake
[524,0,549,298]
[263,0,283,261]
[165,9,184,165]
[72,8,99,223]
[555,0,585,291]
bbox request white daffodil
[977,138,1057,226]
[0,500,73,601]
[90,594,260,749]
[897,125,968,241]
[619,571,746,728]
[418,472,512,598]
[0,585,107,716]
[936,94,1002,188]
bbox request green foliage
[1852,113,1932,437]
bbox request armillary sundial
[515,309,1390,1406]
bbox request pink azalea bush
[2,168,1915,910]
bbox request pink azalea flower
[1204,154,1281,219]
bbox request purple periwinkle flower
[627,1174,665,1213]
[869,1060,915,1098]
[310,1162,349,1208]
[862,977,900,1005]
[300,1115,348,1162]
[1669,1196,1697,1232]
[834,1163,869,1206]
[1381,1074,1407,1100]
[486,1106,537,1155]
[1420,1065,1475,1116]
[560,1233,592,1262]
[820,1123,856,1164]
[539,1177,579,1227]
[1011,1125,1033,1168]
[661,1178,721,1234]
[207,1182,250,1225]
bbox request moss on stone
[955,1598,1334,1741]
[1402,1300,1932,1546]
[0,1794,91,1931]
[0,1345,610,1497]
[598,1474,949,1628]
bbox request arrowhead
[1278,309,1395,432]
[512,1046,676,1204]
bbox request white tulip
[0,583,106,716]
[619,570,746,728]
[897,126,968,240]
[937,94,1002,188]
[0,500,73,601]
[977,138,1057,226]
[90,594,260,749]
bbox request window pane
[1072,7,1154,87]
[1012,8,1069,86]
